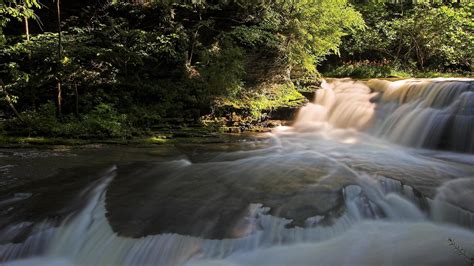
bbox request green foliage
[1,0,369,137]
[0,0,41,42]
[326,61,411,78]
[6,102,131,138]
[0,0,40,23]
[215,82,306,120]
[343,4,397,60]
[263,0,364,73]
[81,103,130,137]
[337,2,474,73]
[197,40,245,98]
[229,25,282,49]
[396,4,473,70]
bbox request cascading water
[1,78,474,266]
[296,78,474,153]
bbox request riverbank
[0,81,306,146]
[323,64,473,79]
[0,129,273,148]
[4,76,474,147]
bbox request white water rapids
[1,78,474,265]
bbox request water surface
[1,78,474,265]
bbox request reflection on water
[1,78,474,265]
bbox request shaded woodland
[0,0,472,138]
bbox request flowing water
[1,78,474,266]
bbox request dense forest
[0,0,472,140]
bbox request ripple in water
[1,78,474,265]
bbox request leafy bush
[325,60,411,78]
[13,102,61,136]
[196,40,246,98]
[5,102,131,138]
[336,3,474,74]
[79,103,130,137]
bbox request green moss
[0,136,88,146]
[0,127,235,147]
[215,82,306,120]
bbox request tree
[0,0,41,41]
[395,4,473,70]
[271,0,365,74]
[341,2,473,72]
[0,0,370,136]
[55,0,62,115]
[0,79,24,122]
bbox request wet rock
[105,154,349,240]
[228,127,241,134]
[268,106,301,121]
[267,120,282,128]
[300,91,316,102]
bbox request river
[1,78,474,265]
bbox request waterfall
[295,78,474,153]
[1,78,474,265]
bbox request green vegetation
[0,0,41,43]
[0,1,472,140]
[324,2,473,78]
[214,83,306,120]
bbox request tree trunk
[186,7,202,67]
[57,0,62,55]
[24,16,30,41]
[56,80,62,115]
[74,83,79,117]
[1,80,24,123]
[56,0,63,116]
[187,29,199,66]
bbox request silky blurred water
[1,78,474,266]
